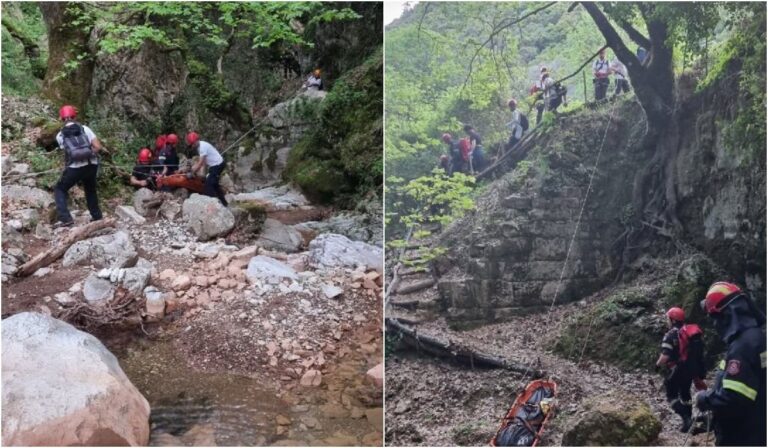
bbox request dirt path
[385,292,714,447]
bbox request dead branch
[386,318,544,375]
[55,287,144,331]
[16,218,117,277]
[396,278,436,295]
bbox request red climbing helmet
[165,133,179,145]
[508,99,517,108]
[441,133,452,143]
[59,105,77,120]
[155,135,166,151]
[138,148,153,164]
[185,132,200,146]
[666,307,685,322]
[701,282,742,315]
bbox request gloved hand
[693,378,707,391]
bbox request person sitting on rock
[184,132,228,206]
[158,133,180,176]
[130,148,159,190]
[53,104,103,228]
[303,68,323,90]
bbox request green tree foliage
[1,2,47,96]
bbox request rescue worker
[184,132,228,206]
[130,148,158,190]
[505,99,524,151]
[154,134,166,159]
[592,48,611,101]
[463,124,486,173]
[695,282,766,446]
[656,307,695,432]
[542,71,566,114]
[53,105,103,228]
[442,133,465,175]
[304,68,323,90]
[159,133,180,176]
[611,60,630,96]
[531,67,548,125]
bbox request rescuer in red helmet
[52,105,104,228]
[129,148,159,190]
[695,282,766,446]
[656,306,706,433]
[184,132,227,206]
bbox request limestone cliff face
[433,72,765,328]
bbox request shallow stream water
[119,337,382,446]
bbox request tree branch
[617,19,651,49]
[462,2,558,91]
[553,45,608,85]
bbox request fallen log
[385,318,544,376]
[396,278,436,295]
[16,218,117,277]
[142,198,165,209]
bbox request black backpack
[60,123,93,164]
[520,113,529,131]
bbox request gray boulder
[133,188,155,216]
[83,274,116,304]
[2,185,54,208]
[1,313,150,446]
[257,218,303,253]
[308,233,383,273]
[9,208,40,231]
[115,205,146,225]
[267,88,327,129]
[232,185,309,210]
[246,255,298,284]
[62,230,138,269]
[182,194,235,241]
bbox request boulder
[182,194,235,241]
[232,185,309,210]
[63,230,138,269]
[10,163,30,175]
[121,266,152,296]
[144,286,165,320]
[322,284,344,299]
[115,205,146,225]
[295,212,378,244]
[1,252,19,276]
[245,255,298,284]
[2,185,54,208]
[267,89,327,129]
[9,208,40,231]
[308,234,383,273]
[1,313,150,446]
[256,218,303,253]
[561,395,661,446]
[2,223,24,246]
[132,188,155,216]
[159,200,181,221]
[300,369,322,387]
[83,274,116,304]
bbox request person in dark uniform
[696,282,766,446]
[441,133,465,175]
[130,148,159,190]
[656,307,695,432]
[463,124,486,172]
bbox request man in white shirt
[611,60,631,96]
[505,99,524,151]
[303,68,323,90]
[53,105,103,228]
[592,48,611,101]
[184,132,228,206]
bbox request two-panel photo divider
[0,1,766,447]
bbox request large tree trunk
[39,2,95,109]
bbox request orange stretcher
[490,379,557,447]
[155,173,205,194]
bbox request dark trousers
[665,365,693,418]
[594,78,610,101]
[506,134,520,152]
[535,102,545,125]
[547,95,563,113]
[54,164,102,223]
[205,162,228,206]
[615,78,631,95]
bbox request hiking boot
[53,220,74,229]
[680,415,693,433]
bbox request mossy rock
[231,201,267,236]
[562,394,661,446]
[552,287,663,370]
[35,119,60,150]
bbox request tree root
[54,288,145,332]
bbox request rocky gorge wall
[433,71,766,328]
